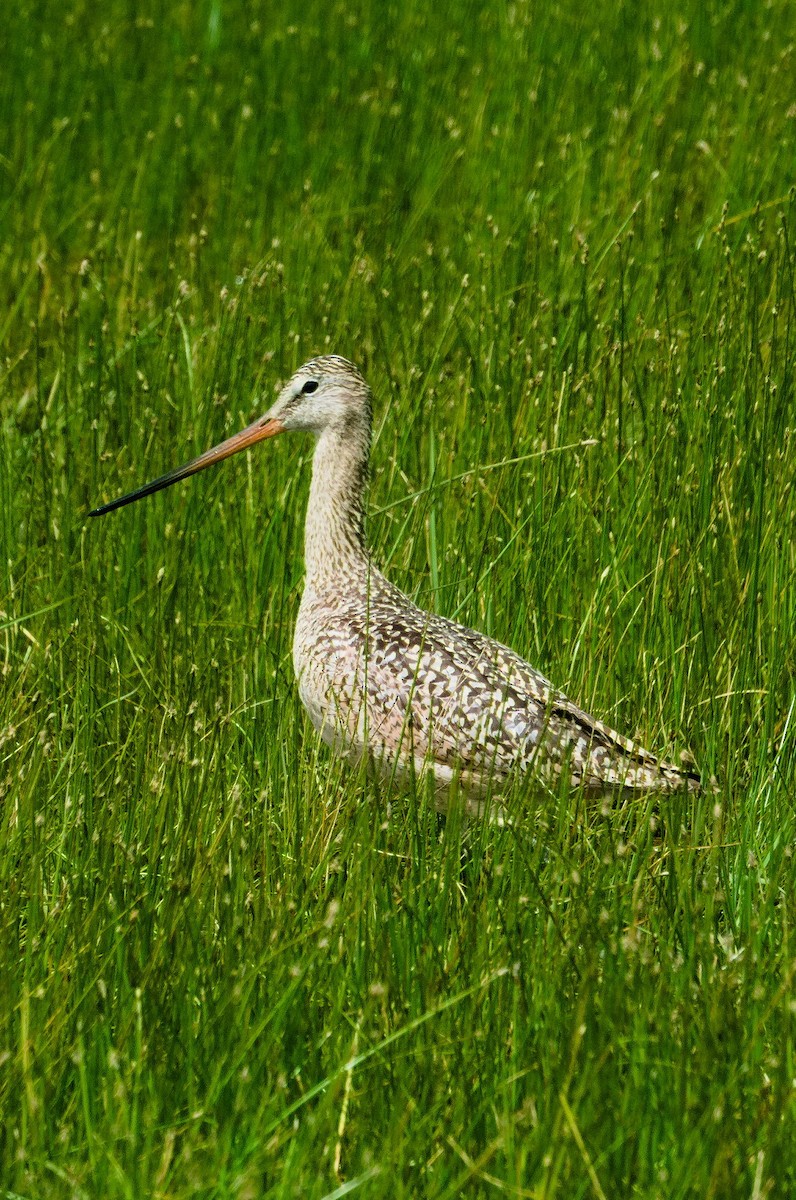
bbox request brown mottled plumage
[91,354,704,809]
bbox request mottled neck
[304,422,370,587]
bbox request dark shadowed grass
[2,0,796,1196]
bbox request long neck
[304,421,371,588]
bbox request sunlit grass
[2,0,796,1196]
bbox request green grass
[2,0,796,1195]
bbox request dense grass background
[2,0,796,1195]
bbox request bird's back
[293,568,700,801]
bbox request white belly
[294,641,501,818]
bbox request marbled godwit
[91,355,703,809]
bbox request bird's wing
[357,599,696,790]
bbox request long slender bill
[89,416,285,517]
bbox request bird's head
[89,355,372,517]
[266,355,372,435]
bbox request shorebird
[91,354,703,809]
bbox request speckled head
[88,354,372,517]
[267,355,373,438]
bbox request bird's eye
[301,380,319,395]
